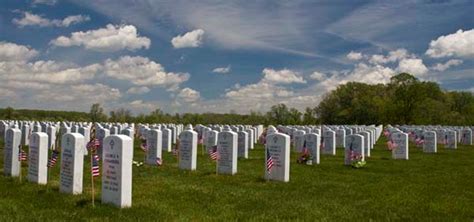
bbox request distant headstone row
[1,120,472,208]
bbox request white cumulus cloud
[13,12,90,27]
[0,42,38,61]
[397,58,428,76]
[347,51,363,60]
[50,24,150,52]
[171,29,205,48]
[212,65,231,74]
[431,59,463,71]
[369,48,411,64]
[32,0,57,5]
[344,63,395,85]
[309,71,326,81]
[262,68,306,84]
[126,86,150,95]
[103,56,189,88]
[128,100,156,110]
[0,60,100,84]
[177,87,201,103]
[426,29,474,58]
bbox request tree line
[1,73,473,125]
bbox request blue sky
[0,0,473,114]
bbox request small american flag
[18,145,27,162]
[301,140,308,154]
[415,137,424,145]
[209,145,219,160]
[87,139,100,152]
[48,150,60,168]
[91,154,100,177]
[172,142,179,157]
[156,157,162,166]
[387,140,398,150]
[266,149,274,173]
[141,142,148,152]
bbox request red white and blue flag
[415,137,424,146]
[91,154,100,177]
[302,140,308,155]
[18,145,27,162]
[266,149,274,173]
[209,145,219,160]
[141,143,148,152]
[87,138,100,152]
[387,140,398,150]
[172,144,178,156]
[48,150,60,168]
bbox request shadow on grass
[76,199,90,208]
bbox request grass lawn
[0,137,473,221]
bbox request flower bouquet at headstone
[350,151,366,169]
[297,147,312,165]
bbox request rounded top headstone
[185,124,193,130]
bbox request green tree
[89,103,107,122]
[303,107,318,125]
[109,108,132,123]
[266,104,291,125]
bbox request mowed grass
[0,137,473,221]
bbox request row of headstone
[2,127,133,208]
[2,121,472,202]
[384,125,474,159]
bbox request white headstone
[265,133,290,182]
[178,130,197,170]
[293,130,306,153]
[102,135,133,208]
[217,130,238,174]
[78,127,90,156]
[423,131,437,153]
[47,125,56,150]
[60,133,84,195]
[96,127,110,158]
[60,126,71,138]
[336,129,346,148]
[461,129,472,145]
[162,128,172,152]
[21,124,30,146]
[146,129,162,165]
[246,129,255,150]
[358,131,371,157]
[170,126,177,144]
[110,126,118,135]
[237,131,248,159]
[445,130,457,149]
[4,128,21,177]
[392,132,409,160]
[121,128,134,157]
[205,130,218,153]
[344,134,364,165]
[28,132,48,184]
[322,130,336,155]
[304,133,320,165]
[33,123,42,133]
